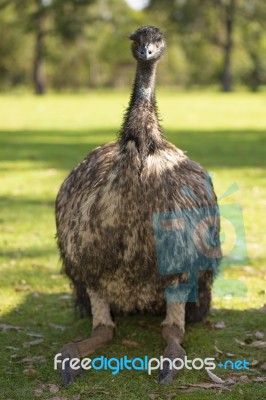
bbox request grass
[0,91,266,400]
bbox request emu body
[55,26,221,384]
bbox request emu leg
[59,289,115,385]
[185,271,212,323]
[158,302,186,384]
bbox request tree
[0,3,28,89]
[148,0,266,91]
[216,0,236,92]
[238,1,266,91]
[33,0,47,94]
[0,0,95,94]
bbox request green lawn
[0,92,266,400]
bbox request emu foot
[59,342,82,385]
[158,340,186,384]
[58,325,114,385]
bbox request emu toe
[59,342,83,385]
[158,341,186,384]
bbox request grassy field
[0,91,266,400]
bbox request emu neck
[119,60,164,160]
[132,61,157,104]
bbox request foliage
[0,0,266,91]
[149,0,266,90]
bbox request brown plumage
[55,26,221,385]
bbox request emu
[55,26,221,384]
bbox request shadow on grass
[0,196,55,207]
[0,128,266,170]
[0,246,57,259]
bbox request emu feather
[55,26,221,385]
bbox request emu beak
[139,43,154,60]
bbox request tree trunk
[33,4,46,95]
[249,52,261,92]
[221,0,236,92]
[88,61,100,88]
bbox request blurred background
[0,0,266,93]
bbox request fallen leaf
[15,282,32,292]
[234,338,245,346]
[214,321,225,329]
[166,393,175,400]
[226,378,236,385]
[23,338,43,348]
[148,394,159,400]
[214,345,223,354]
[49,323,65,331]
[58,295,72,300]
[48,384,60,394]
[22,356,46,364]
[255,331,264,339]
[27,332,44,338]
[23,368,38,377]
[0,323,24,332]
[204,320,214,328]
[34,388,43,397]
[260,362,266,370]
[72,395,81,400]
[122,339,139,347]
[183,383,230,391]
[5,346,20,350]
[226,353,235,357]
[253,376,266,382]
[47,397,69,400]
[240,375,250,383]
[227,372,247,378]
[178,387,199,392]
[250,359,259,366]
[206,369,225,384]
[250,341,266,348]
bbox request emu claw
[59,342,83,385]
[158,341,186,384]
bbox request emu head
[129,25,166,63]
